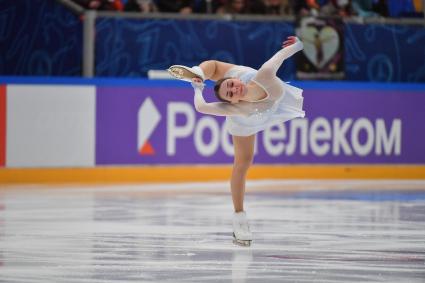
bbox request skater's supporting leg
[231,135,255,213]
[233,211,253,246]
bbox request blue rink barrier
[2,76,425,90]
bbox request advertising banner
[6,85,96,167]
[0,85,5,167]
[96,81,425,165]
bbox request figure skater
[168,36,305,246]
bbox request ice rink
[0,180,424,283]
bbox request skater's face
[218,78,246,104]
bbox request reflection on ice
[232,248,252,283]
[0,180,424,282]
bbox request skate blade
[167,65,203,82]
[233,239,252,247]
[232,234,252,247]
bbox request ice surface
[0,180,424,283]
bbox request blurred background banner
[1,0,424,82]
[94,18,295,79]
[295,16,345,80]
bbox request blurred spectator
[388,0,423,17]
[73,0,99,9]
[372,0,388,17]
[293,0,329,16]
[293,0,311,16]
[262,0,293,15]
[105,0,124,11]
[351,0,380,17]
[216,0,267,14]
[250,0,268,14]
[294,0,352,17]
[72,0,424,18]
[321,0,353,16]
[293,0,352,16]
[73,0,124,10]
[412,0,424,17]
[217,0,249,14]
[124,0,158,12]
[191,0,229,13]
[156,0,194,14]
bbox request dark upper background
[0,0,424,82]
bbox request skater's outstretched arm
[259,36,304,75]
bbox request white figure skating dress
[193,40,305,136]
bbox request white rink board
[6,85,96,167]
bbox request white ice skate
[232,211,253,247]
[167,65,205,82]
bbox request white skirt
[226,83,305,136]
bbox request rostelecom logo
[137,97,161,155]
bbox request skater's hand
[192,77,203,84]
[191,78,205,91]
[282,36,298,48]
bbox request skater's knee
[200,60,215,65]
[199,60,217,71]
[234,155,253,172]
[198,60,216,80]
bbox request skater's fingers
[283,37,296,44]
[282,39,296,48]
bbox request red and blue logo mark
[137,97,161,155]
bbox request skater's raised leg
[168,60,235,83]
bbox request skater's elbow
[194,103,209,115]
[194,103,203,113]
